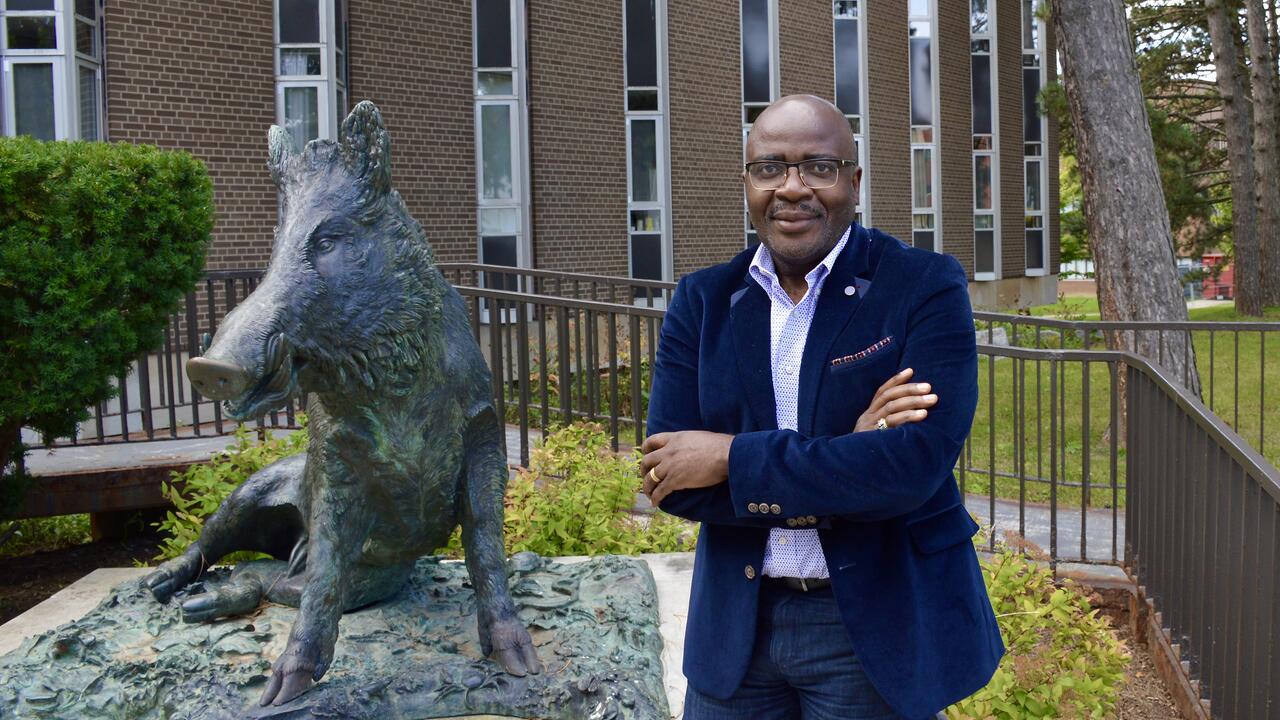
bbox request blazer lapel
[797,225,873,435]
[729,278,778,430]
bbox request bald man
[640,96,1003,719]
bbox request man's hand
[639,431,734,507]
[853,367,938,432]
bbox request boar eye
[314,237,337,255]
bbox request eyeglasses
[744,158,857,190]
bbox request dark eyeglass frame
[743,158,858,190]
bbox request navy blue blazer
[646,224,1004,719]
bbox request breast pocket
[828,335,898,376]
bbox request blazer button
[745,565,756,580]
[806,515,818,525]
[770,503,782,515]
[796,517,809,527]
[786,518,797,527]
[748,502,760,514]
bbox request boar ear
[267,125,295,188]
[339,101,392,195]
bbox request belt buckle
[798,578,809,592]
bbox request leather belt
[763,575,832,592]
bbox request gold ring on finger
[875,417,889,431]
[647,467,662,484]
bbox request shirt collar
[748,225,851,304]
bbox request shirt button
[783,364,795,375]
[844,285,856,296]
[745,565,756,580]
[777,536,789,545]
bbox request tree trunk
[1207,0,1262,316]
[1052,0,1203,398]
[1248,0,1280,307]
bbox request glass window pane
[1026,228,1044,268]
[741,0,771,103]
[78,64,99,141]
[630,209,661,232]
[283,85,319,152]
[481,236,519,292]
[481,207,520,235]
[976,229,995,273]
[971,0,989,33]
[631,233,662,281]
[477,71,513,96]
[912,148,933,209]
[913,230,935,252]
[975,213,994,229]
[974,155,992,210]
[1024,67,1042,141]
[14,63,56,140]
[7,0,54,10]
[1025,160,1042,211]
[280,48,322,75]
[336,85,347,132]
[909,23,933,126]
[476,0,512,68]
[625,0,658,88]
[278,0,320,43]
[1023,0,1038,50]
[909,0,929,16]
[630,118,658,203]
[75,0,94,17]
[834,17,860,116]
[480,104,514,200]
[75,19,96,57]
[7,16,57,49]
[834,1,858,19]
[628,88,658,111]
[971,54,991,135]
[334,0,346,52]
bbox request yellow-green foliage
[440,422,694,558]
[153,422,307,562]
[947,551,1128,719]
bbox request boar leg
[259,479,372,707]
[460,409,542,677]
[145,454,306,603]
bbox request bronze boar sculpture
[143,101,541,707]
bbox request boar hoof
[260,652,318,706]
[485,616,542,677]
[143,550,204,603]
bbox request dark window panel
[74,0,94,17]
[476,0,512,68]
[630,119,658,203]
[746,231,761,251]
[7,16,56,49]
[625,0,657,88]
[631,233,662,280]
[1023,67,1042,142]
[834,18,860,116]
[971,54,991,135]
[913,230,935,252]
[741,0,771,103]
[278,0,320,43]
[1025,228,1044,268]
[482,235,519,292]
[628,89,658,112]
[909,35,933,126]
[6,0,54,10]
[334,0,346,52]
[975,229,995,273]
[13,63,56,140]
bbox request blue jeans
[683,581,941,720]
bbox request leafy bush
[946,550,1128,719]
[153,422,307,562]
[0,136,213,514]
[0,514,91,560]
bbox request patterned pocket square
[830,336,895,368]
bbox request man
[640,95,1003,719]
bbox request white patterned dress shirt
[748,227,851,579]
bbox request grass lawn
[963,299,1280,509]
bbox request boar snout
[187,357,252,400]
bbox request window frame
[741,0,779,250]
[908,0,942,253]
[624,0,671,289]
[1,0,104,141]
[273,0,347,150]
[1022,0,1049,276]
[971,0,999,281]
[831,0,869,226]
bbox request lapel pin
[844,285,856,296]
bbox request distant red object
[1201,252,1234,300]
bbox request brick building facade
[0,0,1058,305]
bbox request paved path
[965,494,1125,564]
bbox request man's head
[743,95,861,271]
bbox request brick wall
[668,2,744,278]
[997,0,1025,277]
[779,0,834,99]
[104,1,277,271]
[347,0,475,265]
[526,2,628,275]
[864,3,911,242]
[938,0,974,276]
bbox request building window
[908,0,940,253]
[625,0,669,288]
[1023,0,1048,273]
[741,0,778,249]
[972,0,998,279]
[274,0,347,152]
[474,0,528,289]
[832,0,868,226]
[1,0,103,141]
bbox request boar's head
[187,101,443,420]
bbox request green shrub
[0,136,213,514]
[439,421,694,558]
[0,514,91,560]
[153,422,307,562]
[947,551,1128,719]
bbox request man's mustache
[767,203,823,219]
